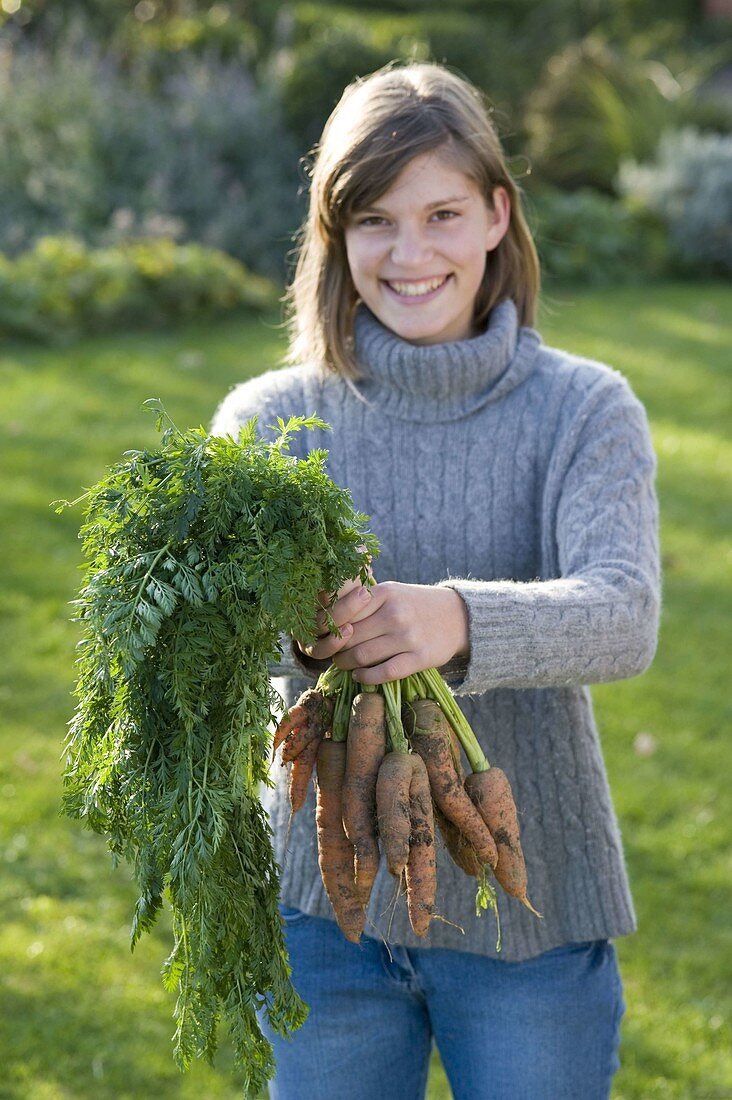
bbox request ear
[485,186,511,252]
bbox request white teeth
[388,276,447,297]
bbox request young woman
[211,62,660,1100]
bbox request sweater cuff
[439,578,532,694]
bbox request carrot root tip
[520,896,543,919]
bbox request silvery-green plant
[618,128,732,274]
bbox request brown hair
[284,61,540,378]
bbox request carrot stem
[332,673,357,743]
[382,680,408,753]
[401,677,418,705]
[412,669,490,773]
[313,664,350,741]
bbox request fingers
[308,583,404,672]
[315,582,374,635]
[332,631,394,673]
[348,652,419,686]
[302,622,354,661]
[316,577,361,612]
[304,581,460,685]
[306,582,428,678]
[300,583,376,661]
[315,577,360,615]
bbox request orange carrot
[405,754,436,936]
[288,730,323,813]
[433,804,483,878]
[342,692,387,906]
[315,739,365,942]
[431,721,482,877]
[274,689,333,763]
[404,699,498,870]
[464,768,541,917]
[375,751,413,877]
[273,688,319,752]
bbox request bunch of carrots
[273,661,542,946]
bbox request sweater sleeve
[440,376,660,695]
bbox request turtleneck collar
[351,297,541,423]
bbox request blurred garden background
[0,1,731,1097]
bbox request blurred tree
[0,0,709,56]
[523,33,728,194]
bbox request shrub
[527,185,668,284]
[143,58,302,280]
[618,127,732,275]
[0,39,301,280]
[118,8,260,67]
[275,5,544,156]
[524,35,687,194]
[0,236,277,343]
[273,20,407,156]
[0,40,112,255]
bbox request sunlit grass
[1,283,730,1098]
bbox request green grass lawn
[1,283,730,1099]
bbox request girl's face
[344,151,510,346]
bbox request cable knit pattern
[210,298,660,960]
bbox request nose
[390,224,433,267]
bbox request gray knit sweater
[210,298,660,962]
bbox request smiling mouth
[384,275,450,298]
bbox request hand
[324,580,469,685]
[295,576,373,663]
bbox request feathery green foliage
[57,400,378,1095]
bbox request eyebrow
[361,194,472,214]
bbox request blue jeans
[260,906,625,1100]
